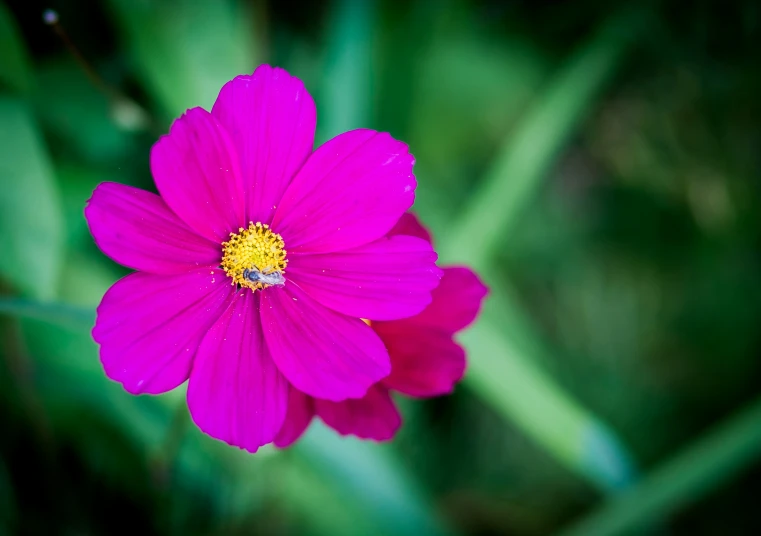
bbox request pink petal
[273,386,315,448]
[388,212,433,244]
[93,269,234,395]
[315,385,401,441]
[372,267,488,397]
[260,284,390,401]
[85,182,220,274]
[404,267,488,333]
[187,291,288,452]
[212,65,316,225]
[287,235,442,321]
[271,129,416,254]
[374,321,466,397]
[150,107,245,242]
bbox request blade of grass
[460,277,636,492]
[557,396,761,536]
[441,8,648,492]
[442,7,645,267]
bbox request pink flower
[273,214,488,446]
[84,65,442,452]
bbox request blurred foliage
[2,0,761,535]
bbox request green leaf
[105,0,260,117]
[0,97,64,299]
[0,2,33,93]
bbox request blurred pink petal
[315,385,401,441]
[375,321,466,397]
[388,212,433,244]
[403,266,488,333]
[375,267,487,396]
[274,386,315,448]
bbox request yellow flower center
[220,222,288,290]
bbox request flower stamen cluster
[221,222,287,290]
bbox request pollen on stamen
[220,222,288,290]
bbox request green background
[1,1,761,534]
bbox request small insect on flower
[242,267,285,288]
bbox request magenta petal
[272,129,416,254]
[375,322,466,397]
[274,386,315,448]
[405,267,488,333]
[372,267,487,397]
[288,235,442,321]
[212,65,316,225]
[93,269,234,395]
[388,212,433,244]
[187,291,288,452]
[85,182,220,274]
[150,107,245,242]
[260,284,390,401]
[315,385,401,441]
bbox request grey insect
[242,266,286,287]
